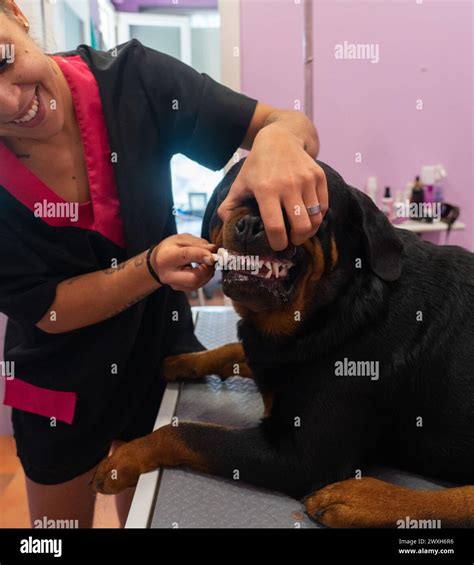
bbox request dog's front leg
[162,343,253,382]
[92,422,296,496]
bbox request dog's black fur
[200,159,474,498]
[93,158,474,519]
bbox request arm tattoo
[103,259,131,275]
[66,274,86,285]
[103,254,146,274]
[103,292,150,320]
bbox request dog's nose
[235,214,264,245]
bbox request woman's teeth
[12,92,39,124]
[212,247,295,279]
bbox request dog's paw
[92,444,142,494]
[161,353,200,382]
[304,477,417,528]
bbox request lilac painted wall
[312,0,473,250]
[240,0,304,109]
[112,0,217,12]
[89,0,99,24]
[87,0,474,247]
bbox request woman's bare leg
[111,440,136,528]
[25,441,137,529]
[25,465,97,529]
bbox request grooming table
[126,306,451,528]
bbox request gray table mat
[151,308,449,529]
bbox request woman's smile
[8,85,46,128]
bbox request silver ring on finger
[306,203,321,216]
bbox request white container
[366,176,378,205]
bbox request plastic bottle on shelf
[393,190,404,224]
[366,176,378,206]
[381,186,394,222]
[410,176,424,221]
[433,164,447,203]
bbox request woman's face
[0,8,65,141]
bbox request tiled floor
[0,436,120,528]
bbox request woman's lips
[9,86,46,128]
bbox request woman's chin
[28,115,65,140]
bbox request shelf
[394,220,466,234]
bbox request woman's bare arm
[36,235,216,334]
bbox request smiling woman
[0,0,262,531]
[0,5,69,143]
[0,0,328,534]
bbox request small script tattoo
[104,292,150,320]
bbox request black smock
[0,39,258,484]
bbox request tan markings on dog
[304,477,474,528]
[93,424,211,494]
[221,206,252,246]
[330,237,338,269]
[211,225,224,248]
[162,343,253,382]
[236,239,325,337]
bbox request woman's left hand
[217,124,329,251]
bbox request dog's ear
[200,186,220,241]
[349,187,403,282]
[201,158,247,241]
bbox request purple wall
[312,0,473,250]
[112,0,217,12]
[97,1,472,248]
[241,0,304,109]
[239,0,472,250]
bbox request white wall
[18,0,45,48]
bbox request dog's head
[201,158,403,336]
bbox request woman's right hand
[151,233,217,292]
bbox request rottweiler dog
[93,159,474,528]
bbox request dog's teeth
[264,261,272,271]
[259,259,264,269]
[272,262,279,278]
[265,269,272,279]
